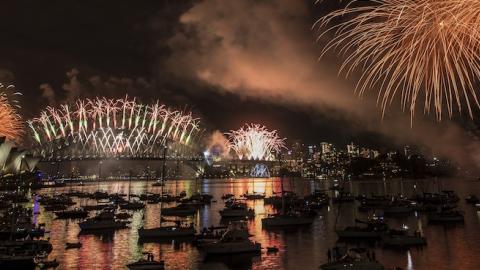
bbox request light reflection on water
[32,177,480,270]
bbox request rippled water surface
[30,177,480,270]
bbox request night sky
[1,0,479,166]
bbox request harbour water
[30,177,480,270]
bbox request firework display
[315,0,480,119]
[28,96,200,158]
[0,84,23,142]
[228,124,285,161]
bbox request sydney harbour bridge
[24,97,285,180]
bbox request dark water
[31,177,480,270]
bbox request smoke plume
[205,130,231,160]
[39,84,56,106]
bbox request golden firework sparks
[0,83,23,141]
[315,0,480,120]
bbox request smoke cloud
[39,83,56,106]
[165,0,480,172]
[205,130,231,160]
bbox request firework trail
[28,96,200,157]
[315,0,480,120]
[228,124,285,161]
[0,83,23,142]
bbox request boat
[115,212,133,219]
[243,192,265,200]
[428,209,464,223]
[54,208,88,219]
[152,180,165,187]
[161,204,196,216]
[320,248,384,270]
[221,194,235,200]
[119,201,145,210]
[266,246,279,252]
[0,255,35,270]
[219,201,255,218]
[465,195,479,204]
[381,230,426,248]
[37,259,59,269]
[382,201,414,215]
[320,261,384,270]
[304,190,329,209]
[138,221,195,238]
[262,213,314,227]
[83,204,115,211]
[336,218,388,239]
[127,253,164,270]
[43,204,68,212]
[0,239,53,254]
[332,192,355,203]
[79,211,128,231]
[413,191,459,205]
[203,221,261,255]
[65,242,82,249]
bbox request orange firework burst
[315,0,480,120]
[0,84,23,141]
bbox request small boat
[427,206,464,223]
[336,218,388,239]
[79,211,128,231]
[382,230,427,248]
[320,261,384,270]
[221,194,235,200]
[243,192,265,200]
[83,204,114,211]
[332,192,355,203]
[37,259,59,269]
[138,221,195,239]
[428,212,464,223]
[320,248,384,270]
[54,208,89,219]
[261,212,314,227]
[127,253,164,270]
[162,204,196,217]
[119,201,145,210]
[382,204,413,215]
[219,202,255,218]
[65,242,82,249]
[465,195,479,204]
[266,246,279,252]
[203,221,261,255]
[115,212,133,220]
[152,181,165,187]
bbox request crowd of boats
[0,177,477,269]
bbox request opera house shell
[0,137,39,176]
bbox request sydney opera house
[0,137,39,176]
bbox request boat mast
[280,172,285,215]
[161,144,167,182]
[160,144,167,227]
[128,170,132,202]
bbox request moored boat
[127,253,165,270]
[427,206,464,223]
[79,211,127,231]
[162,204,196,216]
[262,212,314,227]
[219,201,255,218]
[54,208,88,219]
[203,221,261,255]
[138,221,195,239]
